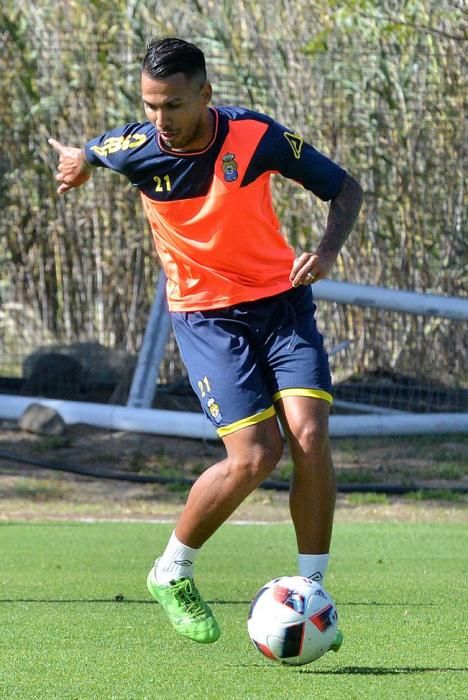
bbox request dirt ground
[0,420,467,524]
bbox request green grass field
[0,521,466,699]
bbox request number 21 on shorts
[197,376,211,397]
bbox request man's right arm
[49,124,153,194]
[48,138,93,195]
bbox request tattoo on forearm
[317,175,363,256]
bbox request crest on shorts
[221,152,238,182]
[207,397,223,424]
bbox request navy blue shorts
[171,286,332,437]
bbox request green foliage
[11,478,70,500]
[31,435,73,452]
[403,489,466,503]
[346,491,390,505]
[336,468,377,484]
[0,0,466,383]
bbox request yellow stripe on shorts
[272,388,333,405]
[217,405,276,437]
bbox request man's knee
[292,419,330,459]
[228,434,283,481]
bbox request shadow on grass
[0,598,248,605]
[240,663,468,674]
[0,598,154,604]
[299,666,468,675]
[0,598,437,606]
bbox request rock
[22,352,83,399]
[18,403,66,436]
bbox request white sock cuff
[169,531,200,556]
[155,530,200,584]
[297,553,330,584]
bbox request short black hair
[142,37,207,82]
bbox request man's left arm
[290,173,363,287]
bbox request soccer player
[49,37,363,646]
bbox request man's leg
[275,395,343,652]
[276,396,336,569]
[148,415,283,642]
[175,415,283,547]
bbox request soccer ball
[247,576,338,666]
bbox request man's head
[142,37,207,83]
[141,38,213,152]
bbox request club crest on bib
[221,153,238,182]
[207,397,223,424]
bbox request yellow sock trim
[272,388,333,405]
[217,405,276,437]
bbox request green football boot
[328,629,344,653]
[147,566,221,644]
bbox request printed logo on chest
[221,152,239,182]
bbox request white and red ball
[247,576,338,665]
